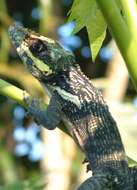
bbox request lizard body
[9,24,137,189]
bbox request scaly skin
[9,24,136,189]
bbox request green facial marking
[17,40,52,74]
[28,51,52,74]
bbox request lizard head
[9,24,76,81]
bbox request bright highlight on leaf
[68,0,107,61]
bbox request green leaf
[68,0,107,61]
[115,0,122,8]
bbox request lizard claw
[82,158,89,164]
[86,163,92,172]
[82,158,92,172]
[23,90,30,104]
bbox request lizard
[8,23,137,190]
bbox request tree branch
[96,0,137,90]
[0,79,27,106]
[0,78,70,135]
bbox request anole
[9,24,137,189]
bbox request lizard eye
[29,38,48,57]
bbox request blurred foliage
[68,0,107,61]
[0,174,45,190]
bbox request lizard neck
[41,65,128,172]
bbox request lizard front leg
[25,93,61,130]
